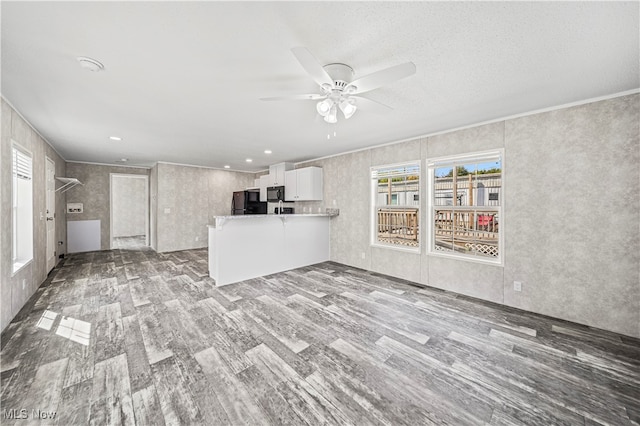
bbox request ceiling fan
[261,47,416,123]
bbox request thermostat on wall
[67,203,83,214]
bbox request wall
[112,175,147,237]
[1,98,67,331]
[298,94,639,338]
[503,95,639,336]
[65,163,149,250]
[155,162,255,253]
[150,164,158,250]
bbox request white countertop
[208,213,337,228]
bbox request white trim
[109,173,150,249]
[370,242,422,255]
[155,161,256,174]
[67,160,151,170]
[370,160,422,254]
[426,149,505,266]
[11,141,34,276]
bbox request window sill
[12,259,33,275]
[371,242,421,254]
[428,250,503,267]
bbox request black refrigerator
[231,190,267,215]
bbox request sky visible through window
[436,160,501,177]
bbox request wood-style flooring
[112,236,147,250]
[1,247,639,425]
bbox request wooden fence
[377,208,419,246]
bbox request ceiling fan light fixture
[339,99,357,119]
[316,99,332,116]
[324,104,338,123]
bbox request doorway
[46,157,56,272]
[110,174,149,250]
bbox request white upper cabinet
[259,174,270,202]
[285,167,323,201]
[268,162,293,186]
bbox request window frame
[426,150,504,266]
[11,142,34,275]
[370,160,421,253]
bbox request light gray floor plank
[55,379,92,425]
[94,302,126,363]
[18,357,68,425]
[131,385,165,426]
[122,314,154,393]
[90,353,135,425]
[194,346,265,425]
[136,304,174,365]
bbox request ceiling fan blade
[291,47,334,88]
[348,62,416,94]
[260,94,326,101]
[351,96,393,114]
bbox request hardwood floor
[1,247,639,425]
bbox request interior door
[45,157,56,272]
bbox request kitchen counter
[208,212,336,228]
[208,213,333,286]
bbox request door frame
[109,173,149,249]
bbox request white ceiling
[2,2,638,172]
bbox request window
[428,151,502,263]
[12,144,33,273]
[371,162,420,251]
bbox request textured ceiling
[2,2,638,172]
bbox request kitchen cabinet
[259,175,269,202]
[268,162,293,186]
[285,167,323,201]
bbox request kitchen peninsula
[208,213,334,286]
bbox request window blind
[13,148,32,180]
[371,163,420,179]
[427,152,501,168]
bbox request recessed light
[77,56,104,72]
[109,136,122,141]
[264,150,272,154]
[246,158,253,163]
[224,165,230,169]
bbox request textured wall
[503,94,640,337]
[298,94,639,338]
[156,163,255,253]
[65,163,149,250]
[1,99,67,331]
[112,175,147,237]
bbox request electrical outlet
[514,281,522,292]
[22,279,26,290]
[195,236,199,242]
[361,252,366,259]
[164,208,171,214]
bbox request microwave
[267,186,285,202]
